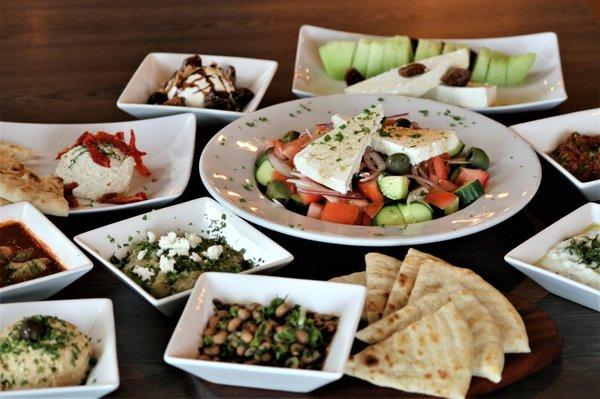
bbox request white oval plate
[199,94,541,246]
[292,25,567,114]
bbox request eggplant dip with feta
[538,225,600,290]
[198,298,338,370]
[255,104,490,227]
[110,230,256,299]
[0,316,93,391]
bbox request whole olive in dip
[17,317,46,342]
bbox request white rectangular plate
[74,198,294,316]
[0,299,119,399]
[505,203,600,311]
[510,108,600,200]
[292,25,567,114]
[117,53,278,123]
[164,272,366,392]
[0,113,196,214]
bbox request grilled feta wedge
[344,48,470,97]
[424,83,497,108]
[371,126,460,165]
[294,105,384,194]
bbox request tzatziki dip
[538,225,600,291]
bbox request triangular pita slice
[383,248,432,316]
[409,260,529,354]
[0,141,34,162]
[329,271,367,320]
[365,253,402,323]
[357,285,504,382]
[346,302,473,399]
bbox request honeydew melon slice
[352,39,371,77]
[486,52,509,86]
[471,47,493,83]
[318,40,357,80]
[366,40,385,78]
[506,53,536,86]
[395,36,414,66]
[414,39,430,61]
[426,40,444,58]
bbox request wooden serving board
[190,295,563,398]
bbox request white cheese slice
[294,105,384,194]
[371,126,460,165]
[344,49,470,97]
[424,83,497,108]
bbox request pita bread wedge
[0,197,10,206]
[383,248,432,316]
[409,260,530,354]
[330,271,367,319]
[365,253,402,323]
[0,163,68,217]
[357,285,504,382]
[346,303,473,399]
[0,141,34,162]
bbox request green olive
[281,130,300,143]
[266,180,291,203]
[386,153,411,174]
[466,147,490,170]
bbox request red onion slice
[298,188,365,199]
[307,202,323,219]
[363,150,386,172]
[267,149,293,177]
[358,171,380,182]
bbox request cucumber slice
[255,159,276,186]
[448,140,465,157]
[266,181,291,203]
[398,202,433,224]
[377,175,409,200]
[443,196,460,215]
[290,193,303,205]
[454,179,484,207]
[255,152,269,168]
[373,205,405,227]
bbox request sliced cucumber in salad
[373,205,405,227]
[448,140,465,157]
[255,158,276,186]
[377,175,409,200]
[399,202,433,224]
[443,196,460,215]
[454,179,484,207]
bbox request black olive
[18,318,46,342]
[394,118,412,128]
[344,68,364,86]
[232,88,254,109]
[147,92,168,105]
[184,55,203,69]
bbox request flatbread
[330,271,367,319]
[0,197,10,206]
[346,303,473,399]
[0,162,68,217]
[409,259,530,354]
[383,248,431,316]
[357,285,504,382]
[0,141,34,162]
[365,253,402,323]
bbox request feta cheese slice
[371,126,460,165]
[344,49,470,97]
[424,83,497,108]
[203,245,224,260]
[294,105,384,194]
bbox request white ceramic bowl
[0,113,196,214]
[505,202,600,311]
[74,197,293,316]
[164,272,366,392]
[199,93,541,246]
[0,298,119,399]
[0,202,93,303]
[292,25,567,114]
[510,108,600,201]
[117,53,278,123]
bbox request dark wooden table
[1,1,599,398]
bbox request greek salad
[254,105,490,227]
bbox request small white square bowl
[505,202,600,311]
[0,298,119,399]
[164,272,366,392]
[74,197,293,316]
[117,53,278,123]
[510,108,599,200]
[0,202,93,302]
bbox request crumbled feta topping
[190,252,202,263]
[159,231,191,257]
[185,233,202,248]
[147,231,156,243]
[157,249,164,256]
[137,249,148,261]
[132,266,155,282]
[202,245,223,260]
[159,255,176,273]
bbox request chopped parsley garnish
[243,183,254,191]
[565,234,600,269]
[334,132,344,142]
[258,116,268,121]
[419,109,429,117]
[106,235,115,243]
[246,122,255,127]
[142,214,148,220]
[323,135,332,142]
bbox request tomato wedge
[297,192,323,205]
[320,202,362,225]
[453,167,489,188]
[363,202,384,219]
[357,179,385,203]
[429,156,449,180]
[425,190,458,209]
[272,171,296,193]
[282,135,311,161]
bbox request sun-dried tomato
[55,131,92,159]
[97,191,148,204]
[127,130,151,177]
[63,182,79,208]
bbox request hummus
[55,144,135,200]
[0,315,92,391]
[538,226,600,290]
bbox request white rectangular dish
[505,202,599,311]
[0,113,196,214]
[117,53,278,123]
[164,272,366,392]
[74,197,293,316]
[0,298,119,398]
[510,108,600,201]
[292,25,567,114]
[0,202,92,302]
